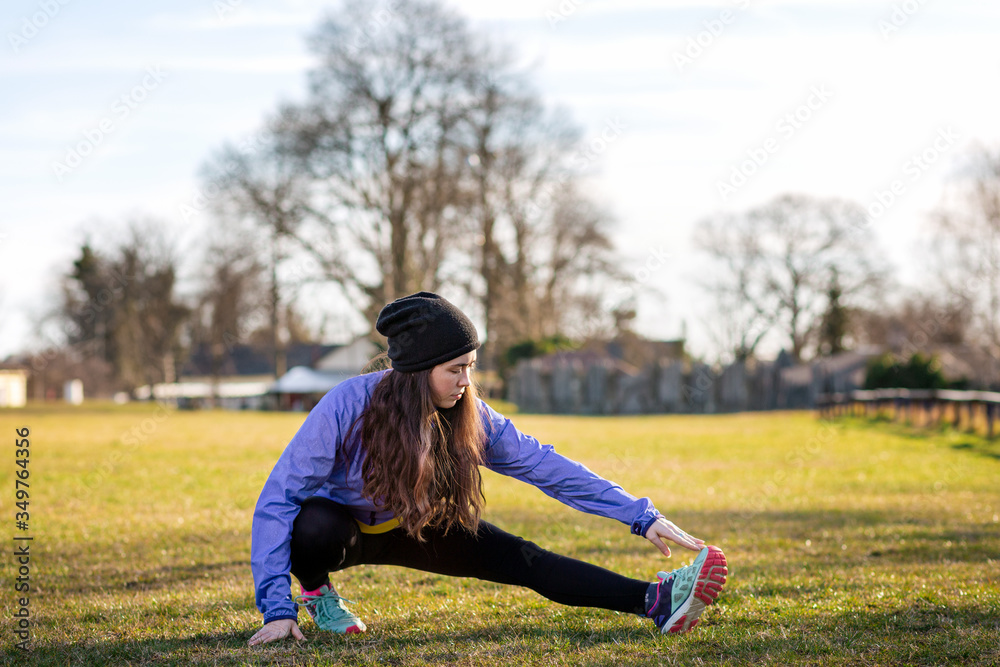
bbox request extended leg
[367,519,650,615]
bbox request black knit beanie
[375,292,480,373]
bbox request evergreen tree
[818,268,849,356]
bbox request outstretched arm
[480,401,680,540]
[644,515,705,558]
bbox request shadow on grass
[4,623,656,667]
[715,603,1000,666]
[9,603,999,666]
[951,440,1000,460]
[46,506,995,602]
[502,507,998,567]
[837,415,1000,461]
[56,558,250,596]
[124,560,250,590]
[498,506,893,540]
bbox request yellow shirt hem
[355,517,400,534]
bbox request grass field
[1,402,998,666]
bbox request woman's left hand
[644,516,705,558]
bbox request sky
[2,0,1000,362]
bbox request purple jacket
[251,369,661,623]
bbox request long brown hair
[355,366,486,541]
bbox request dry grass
[1,403,997,665]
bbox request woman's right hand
[248,619,305,646]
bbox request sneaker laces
[294,587,357,626]
[649,552,705,618]
[647,570,677,617]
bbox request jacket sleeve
[478,400,661,537]
[250,392,353,624]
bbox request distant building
[180,342,339,378]
[508,343,904,414]
[0,365,29,408]
[271,338,382,411]
[506,335,687,414]
[134,339,379,410]
[927,344,999,389]
[64,379,84,405]
[592,334,685,368]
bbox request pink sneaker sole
[666,545,728,634]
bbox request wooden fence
[817,388,1000,439]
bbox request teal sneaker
[646,545,728,634]
[295,584,367,634]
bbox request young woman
[248,292,727,646]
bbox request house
[591,334,685,368]
[808,346,885,403]
[135,341,341,409]
[506,336,685,415]
[271,338,382,411]
[928,344,999,389]
[0,365,29,408]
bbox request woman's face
[429,351,476,408]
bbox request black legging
[290,496,650,615]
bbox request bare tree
[200,138,310,378]
[200,0,626,373]
[32,348,117,400]
[262,0,480,324]
[692,211,776,362]
[60,219,189,393]
[185,220,269,402]
[457,52,585,364]
[533,185,620,340]
[929,145,1000,359]
[459,58,624,364]
[695,194,888,362]
[852,292,972,352]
